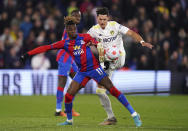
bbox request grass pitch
[0,95,188,131]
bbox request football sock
[56,86,64,111]
[65,103,72,120]
[65,93,74,120]
[118,94,135,114]
[96,88,115,119]
[110,86,135,114]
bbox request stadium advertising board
[0,70,170,95]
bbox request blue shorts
[58,56,78,76]
[73,66,107,86]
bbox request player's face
[71,12,81,24]
[97,14,109,29]
[66,24,77,38]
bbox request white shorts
[101,53,126,79]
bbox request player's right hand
[141,42,153,49]
[20,53,29,64]
[97,43,105,63]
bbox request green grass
[0,95,188,131]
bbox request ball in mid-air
[105,45,120,61]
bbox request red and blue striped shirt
[28,34,100,72]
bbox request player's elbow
[126,30,134,36]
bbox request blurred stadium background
[0,0,188,130]
[0,0,187,95]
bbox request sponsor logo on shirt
[102,35,117,43]
[73,45,84,55]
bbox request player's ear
[108,15,111,21]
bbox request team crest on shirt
[110,30,114,35]
[81,40,85,45]
[98,38,102,42]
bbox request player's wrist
[140,40,145,45]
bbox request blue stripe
[63,32,68,40]
[63,40,70,51]
[75,38,82,70]
[58,52,66,62]
[86,47,94,71]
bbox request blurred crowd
[0,0,187,72]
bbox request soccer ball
[104,45,120,61]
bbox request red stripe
[63,52,70,63]
[80,45,87,72]
[57,86,64,92]
[56,50,65,61]
[80,77,90,87]
[91,50,100,69]
[65,93,74,103]
[109,86,121,98]
[70,67,74,73]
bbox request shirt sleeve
[84,34,98,45]
[87,27,96,38]
[28,40,65,55]
[115,21,129,35]
[50,40,65,49]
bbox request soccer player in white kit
[88,7,153,125]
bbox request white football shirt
[87,21,129,55]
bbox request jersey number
[96,68,103,75]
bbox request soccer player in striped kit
[55,10,81,117]
[21,16,152,127]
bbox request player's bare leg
[96,84,117,125]
[96,42,117,125]
[58,80,82,125]
[99,76,142,127]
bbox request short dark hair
[64,16,77,26]
[96,7,109,16]
[71,9,81,15]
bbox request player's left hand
[141,42,153,49]
[20,53,29,64]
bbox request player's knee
[109,86,121,98]
[105,82,114,91]
[65,93,74,103]
[58,76,67,87]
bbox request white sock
[67,119,73,123]
[56,109,61,112]
[96,88,115,119]
[131,112,137,117]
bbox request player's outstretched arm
[126,30,153,49]
[20,40,65,62]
